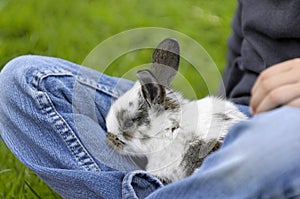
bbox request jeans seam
[30,68,106,172]
[30,65,120,98]
[76,75,120,99]
[122,171,138,199]
[121,170,164,199]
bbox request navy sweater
[222,0,300,105]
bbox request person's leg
[0,55,162,199]
[147,106,300,199]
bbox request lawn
[0,0,237,197]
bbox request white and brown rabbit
[106,38,247,184]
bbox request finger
[251,59,296,93]
[264,59,298,74]
[250,83,267,114]
[255,82,300,114]
[250,69,298,111]
[252,65,292,94]
[288,98,300,108]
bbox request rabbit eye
[124,119,134,128]
[134,116,142,122]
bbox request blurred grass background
[0,0,236,197]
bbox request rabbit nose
[107,132,125,145]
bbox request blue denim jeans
[1,55,300,199]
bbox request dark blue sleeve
[222,0,300,105]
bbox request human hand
[250,58,300,115]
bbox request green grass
[0,0,237,197]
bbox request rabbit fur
[106,38,247,184]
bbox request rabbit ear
[137,69,166,106]
[150,38,180,87]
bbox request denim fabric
[0,55,162,199]
[1,55,300,199]
[236,104,252,118]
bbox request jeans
[0,55,300,199]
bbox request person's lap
[1,55,300,199]
[148,106,300,198]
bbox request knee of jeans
[0,55,52,92]
[0,55,48,111]
[2,55,41,78]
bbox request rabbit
[105,38,248,184]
